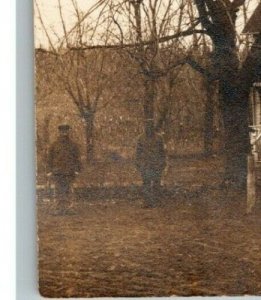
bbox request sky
[34,0,97,47]
[34,0,259,48]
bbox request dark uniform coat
[135,133,166,177]
[48,137,81,176]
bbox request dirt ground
[38,157,261,297]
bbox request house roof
[242,3,261,34]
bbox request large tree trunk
[217,33,261,187]
[214,42,249,187]
[193,0,261,188]
[220,79,250,186]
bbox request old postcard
[35,0,261,297]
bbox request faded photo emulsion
[35,0,261,297]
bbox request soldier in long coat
[135,121,166,206]
[47,125,81,200]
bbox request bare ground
[38,157,261,297]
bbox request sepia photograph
[35,0,261,297]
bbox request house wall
[253,84,261,126]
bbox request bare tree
[35,49,59,176]
[35,0,260,186]
[190,0,261,186]
[35,0,116,163]
[103,0,193,137]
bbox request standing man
[47,124,81,212]
[135,120,166,207]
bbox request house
[242,3,261,36]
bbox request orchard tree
[104,0,200,137]
[35,0,116,163]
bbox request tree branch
[194,0,215,37]
[69,26,207,51]
[185,57,214,79]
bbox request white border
[16,0,38,298]
[0,0,15,298]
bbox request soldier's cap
[58,124,71,131]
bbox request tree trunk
[214,43,247,186]
[203,79,215,156]
[84,115,95,163]
[220,80,250,187]
[193,1,261,188]
[144,77,156,136]
[218,34,261,187]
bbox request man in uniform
[135,120,166,207]
[47,124,81,212]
